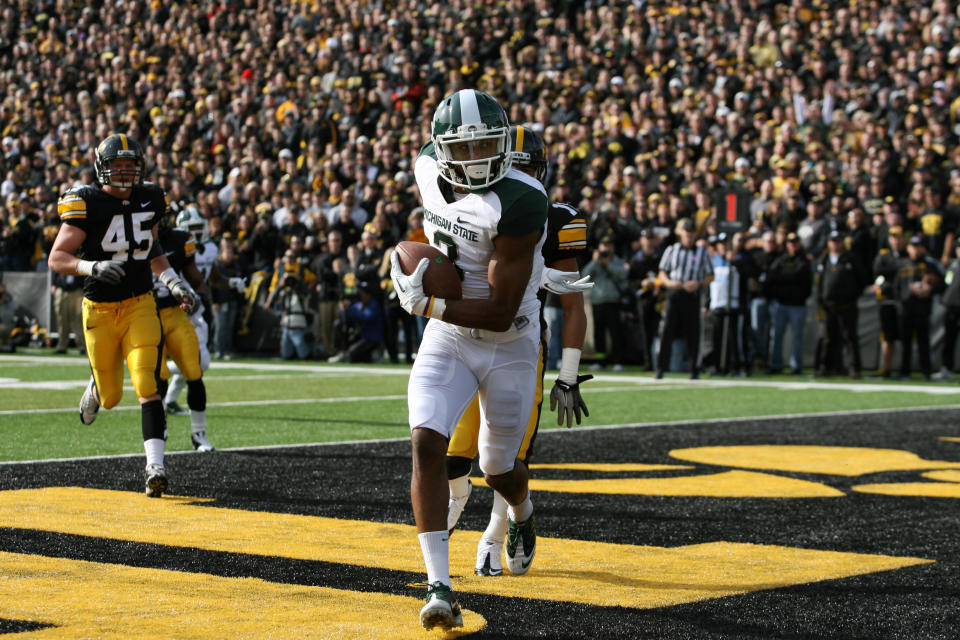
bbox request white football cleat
[79,376,100,425]
[419,582,462,630]
[191,430,215,452]
[446,480,472,532]
[475,537,503,576]
[145,463,168,498]
[505,515,536,575]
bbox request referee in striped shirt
[656,218,714,379]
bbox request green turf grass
[2,353,958,461]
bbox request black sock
[186,379,206,412]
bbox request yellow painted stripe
[119,133,128,150]
[0,551,487,639]
[924,470,960,483]
[530,463,692,472]
[515,125,524,152]
[0,487,930,609]
[478,470,845,498]
[671,445,960,477]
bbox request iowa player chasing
[391,89,548,630]
[48,134,197,498]
[163,207,223,416]
[446,125,594,578]
[154,211,216,452]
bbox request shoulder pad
[57,185,99,221]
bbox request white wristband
[76,260,94,276]
[425,297,446,320]
[158,267,179,287]
[558,347,582,383]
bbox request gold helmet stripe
[118,134,129,150]
[515,126,525,152]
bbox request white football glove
[390,252,430,315]
[159,270,199,314]
[229,277,246,293]
[78,260,126,285]
[541,267,594,295]
[549,374,593,428]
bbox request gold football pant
[447,341,546,463]
[158,306,203,383]
[82,293,162,409]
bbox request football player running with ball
[48,134,197,498]
[446,125,594,578]
[391,90,547,630]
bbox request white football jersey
[415,146,548,330]
[193,240,218,280]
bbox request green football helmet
[431,89,512,190]
[176,205,209,244]
[509,125,547,184]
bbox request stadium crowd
[1,0,960,378]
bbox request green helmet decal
[431,89,512,190]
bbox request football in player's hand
[395,240,462,300]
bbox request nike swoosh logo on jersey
[141,201,151,207]
[456,217,469,224]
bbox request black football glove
[549,374,593,428]
[90,260,125,285]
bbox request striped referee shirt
[658,242,713,284]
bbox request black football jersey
[153,228,197,310]
[58,183,167,302]
[542,202,588,268]
[538,202,589,309]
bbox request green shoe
[505,514,536,575]
[420,581,462,629]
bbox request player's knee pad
[186,379,206,412]
[141,399,166,441]
[129,364,159,400]
[98,383,123,410]
[477,444,516,477]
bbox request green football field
[2,351,958,462]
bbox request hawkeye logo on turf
[4,444,957,636]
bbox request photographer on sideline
[582,237,629,372]
[269,271,312,360]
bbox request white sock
[483,491,509,543]
[418,530,450,587]
[190,410,206,433]
[165,371,186,405]
[449,474,471,500]
[507,492,533,523]
[144,438,165,467]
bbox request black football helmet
[95,133,145,189]
[509,125,547,184]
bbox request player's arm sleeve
[57,190,88,230]
[497,189,548,236]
